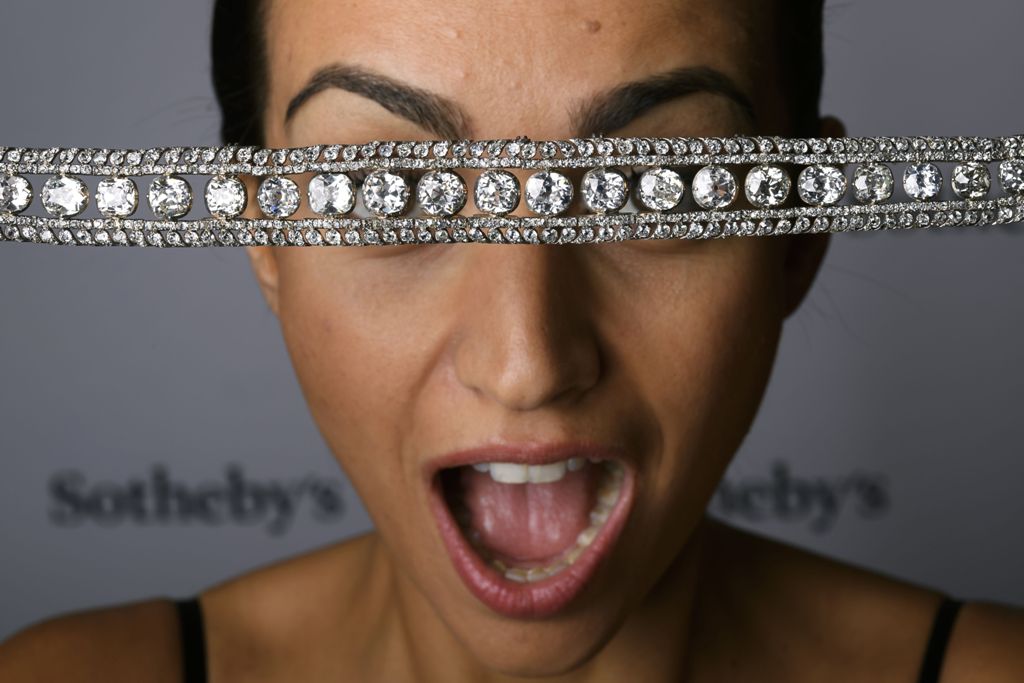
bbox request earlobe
[781,234,830,318]
[245,245,281,317]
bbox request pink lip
[426,441,636,619]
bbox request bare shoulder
[941,598,1024,682]
[700,517,1024,682]
[0,599,181,683]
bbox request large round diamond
[205,175,247,219]
[797,165,846,206]
[951,162,990,200]
[149,175,193,219]
[96,177,139,218]
[525,170,573,216]
[582,167,628,213]
[0,174,32,214]
[257,176,300,218]
[999,160,1024,195]
[744,166,790,208]
[903,163,942,201]
[474,170,520,215]
[637,168,684,211]
[853,164,894,204]
[309,173,356,216]
[362,170,410,217]
[417,170,466,217]
[693,165,737,209]
[42,175,89,218]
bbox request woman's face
[247,0,828,675]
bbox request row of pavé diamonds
[3,159,1024,221]
[4,197,1021,248]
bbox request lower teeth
[455,459,625,584]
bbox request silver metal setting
[0,133,1021,247]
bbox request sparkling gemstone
[744,166,790,208]
[637,168,685,211]
[999,160,1024,195]
[951,162,990,199]
[205,175,247,218]
[853,164,894,204]
[257,176,300,218]
[416,170,466,217]
[149,175,193,219]
[903,163,943,201]
[96,177,139,218]
[474,169,520,215]
[692,165,738,209]
[525,170,573,216]
[797,165,846,206]
[582,167,629,213]
[0,174,32,213]
[308,173,356,216]
[42,175,89,217]
[361,170,410,217]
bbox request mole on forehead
[266,0,750,52]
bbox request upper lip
[424,440,629,483]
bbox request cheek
[618,241,784,516]
[272,252,436,517]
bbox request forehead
[263,0,780,139]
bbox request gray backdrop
[1,0,1022,641]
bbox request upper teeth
[471,457,587,484]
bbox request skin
[2,0,1024,681]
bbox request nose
[451,242,602,412]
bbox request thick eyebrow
[285,64,471,140]
[285,63,755,140]
[570,65,756,137]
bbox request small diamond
[951,162,990,200]
[744,166,790,208]
[0,174,32,213]
[797,165,846,206]
[692,165,738,209]
[205,175,247,219]
[96,177,139,218]
[474,170,520,215]
[361,170,410,217]
[416,170,466,217]
[903,163,942,201]
[999,160,1024,195]
[308,173,356,216]
[42,175,89,217]
[525,170,573,216]
[853,164,894,204]
[257,176,300,218]
[582,167,629,213]
[149,175,193,219]
[637,168,685,211]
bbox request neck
[377,515,713,683]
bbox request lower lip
[428,464,635,619]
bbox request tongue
[458,464,597,563]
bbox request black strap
[916,596,963,683]
[175,597,208,683]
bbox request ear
[240,173,281,317]
[781,114,846,318]
[246,246,281,317]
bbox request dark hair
[777,1,826,138]
[211,0,268,147]
[211,0,825,146]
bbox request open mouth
[427,450,634,619]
